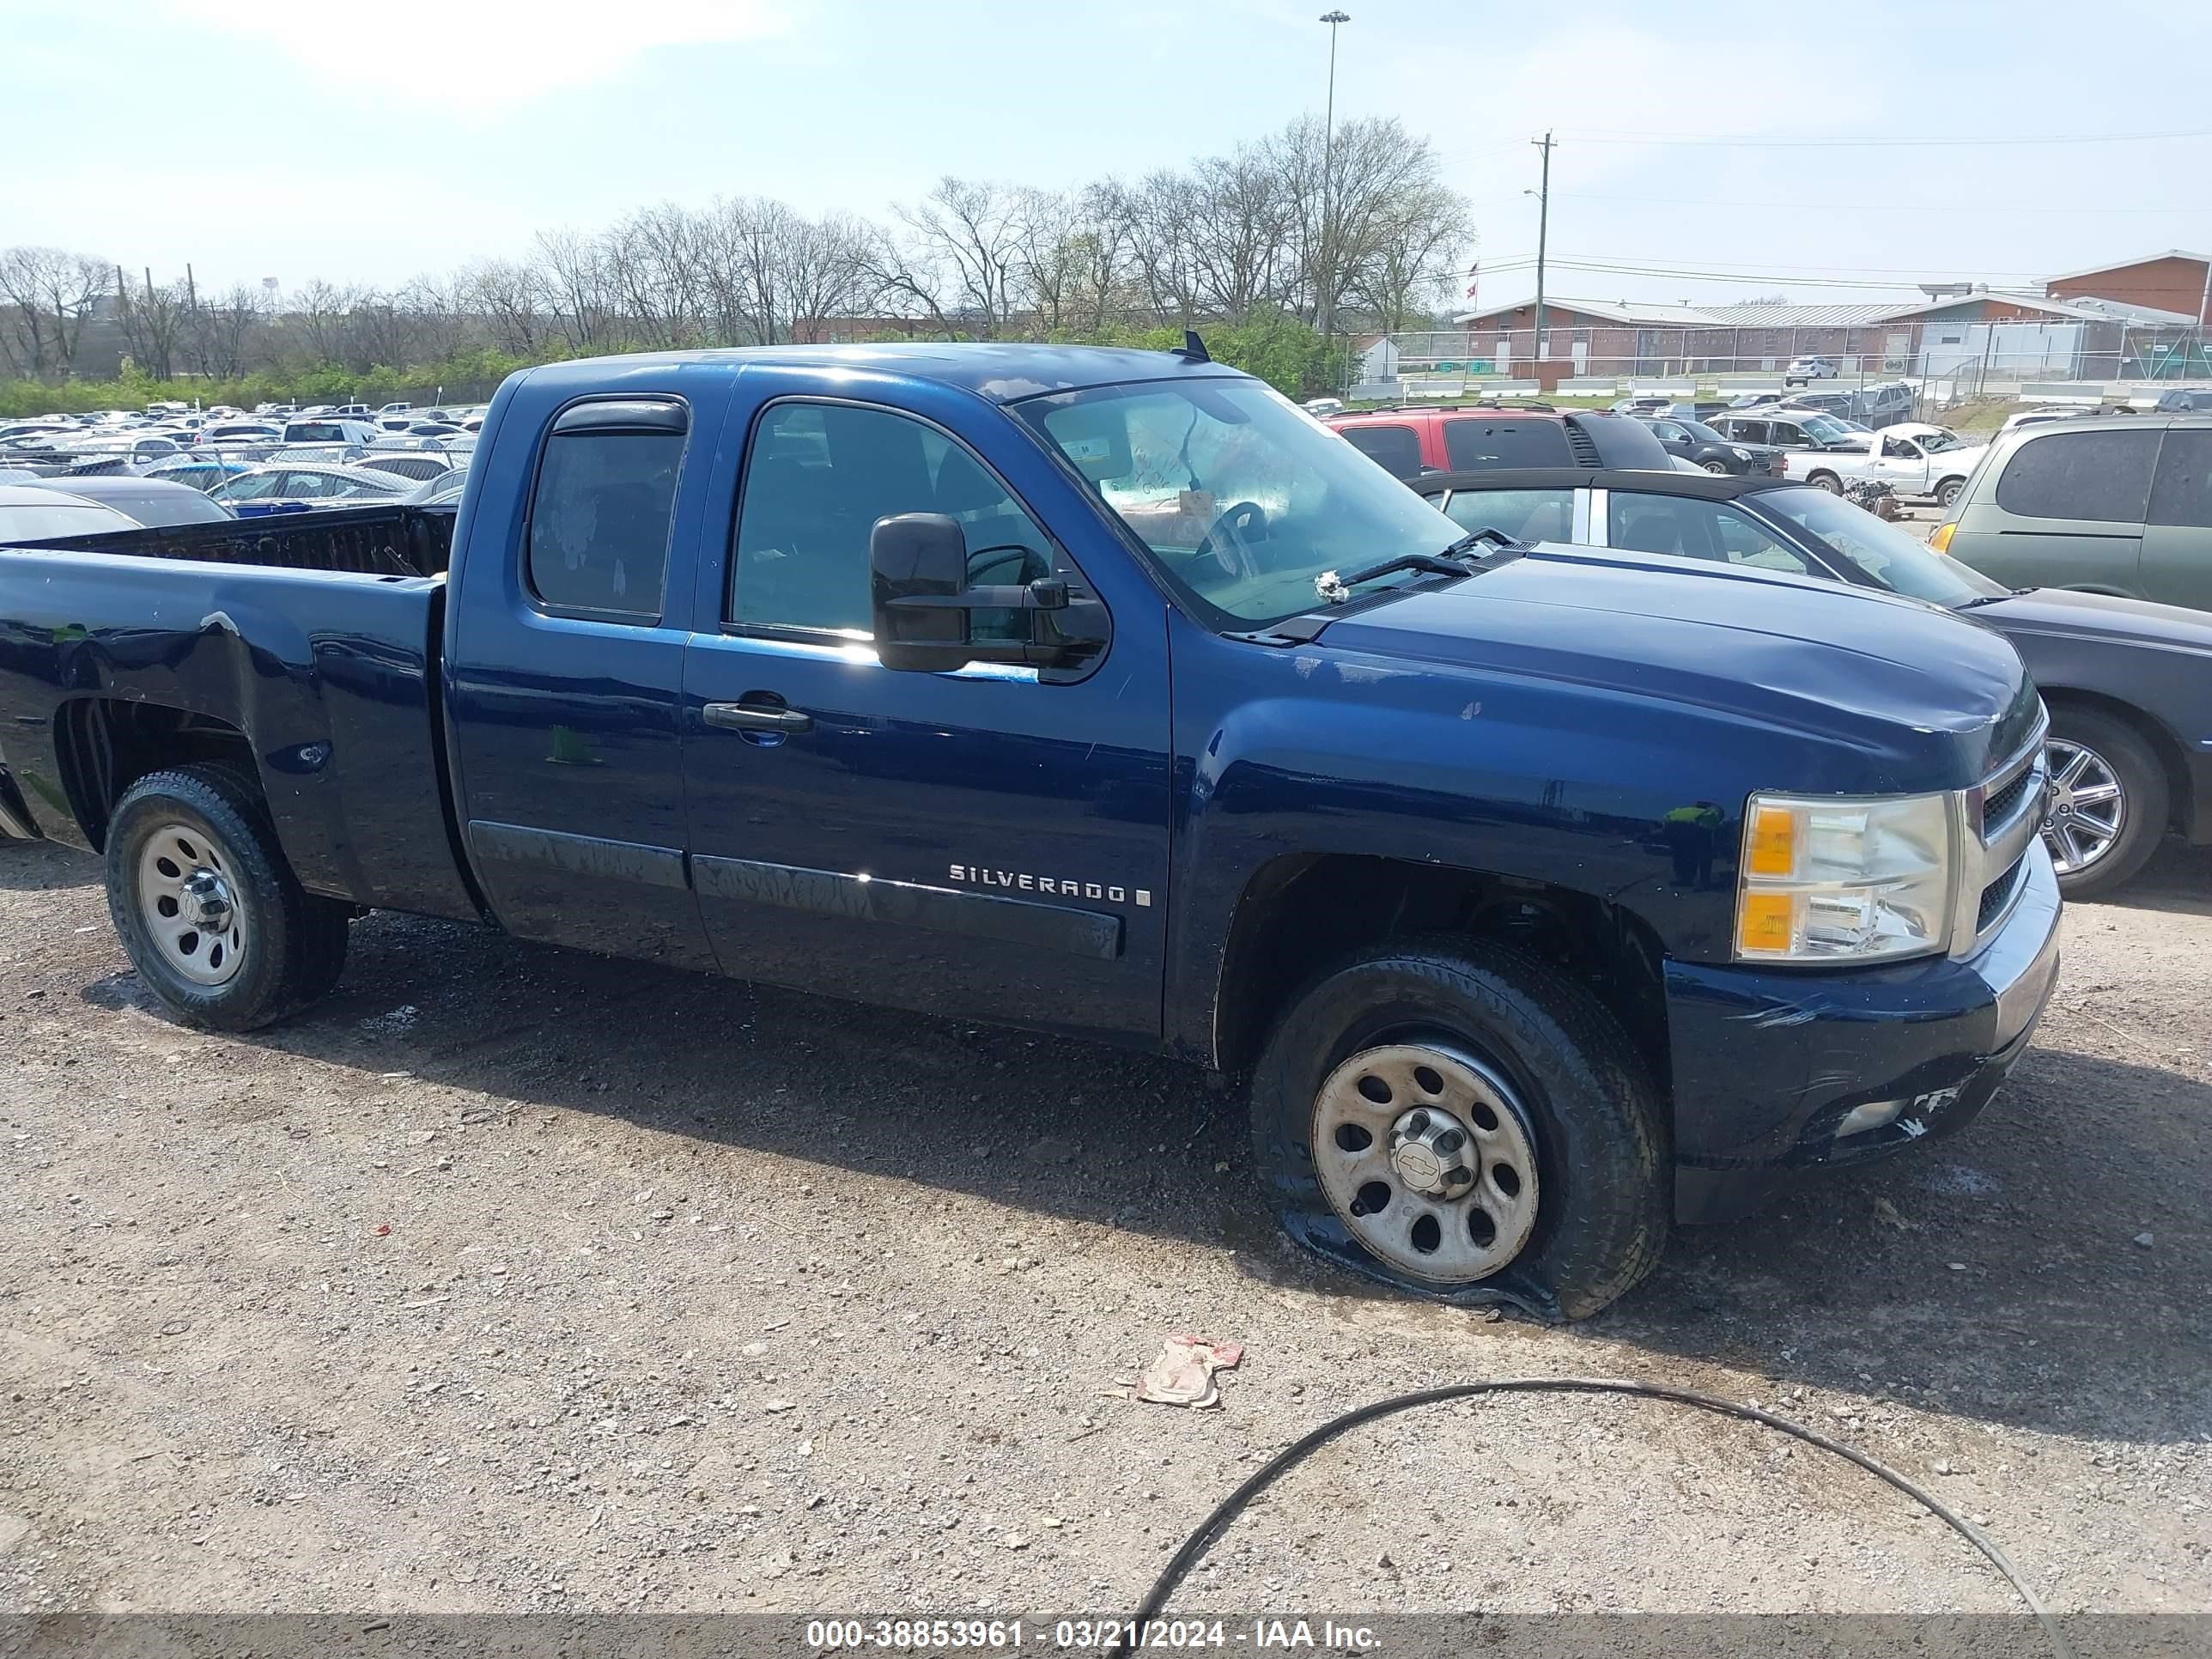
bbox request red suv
[1325,404,1673,480]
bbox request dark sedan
[1634,414,1787,477]
[1415,466,2212,897]
[19,477,234,527]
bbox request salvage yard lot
[0,837,2206,1619]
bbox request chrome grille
[1956,720,2048,952]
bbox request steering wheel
[1194,500,1269,577]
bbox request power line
[1546,189,2207,216]
[1556,125,2212,149]
[1469,255,2051,286]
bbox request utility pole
[1531,131,1554,375]
[1318,9,1350,358]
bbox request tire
[1249,939,1668,1321]
[1700,459,1731,475]
[1935,477,1965,510]
[105,763,350,1030]
[2043,708,2167,900]
[1808,471,1843,494]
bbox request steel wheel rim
[1701,460,1729,474]
[2041,738,2125,874]
[1311,1042,1540,1285]
[1814,475,1842,493]
[136,821,247,987]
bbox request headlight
[1730,446,1752,460]
[1735,792,1956,963]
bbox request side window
[1996,429,2159,524]
[1881,435,1919,459]
[1608,494,1808,573]
[2148,429,2212,528]
[731,401,1052,636]
[525,400,687,618]
[1439,488,1575,543]
[1340,422,1422,480]
[1443,418,1572,469]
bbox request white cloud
[165,0,798,107]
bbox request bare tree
[187,283,268,380]
[0,247,112,378]
[892,177,1027,336]
[465,259,551,356]
[289,278,359,364]
[115,270,191,380]
[1123,169,1201,329]
[535,228,617,355]
[856,223,961,339]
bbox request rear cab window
[1340,422,1422,479]
[1442,418,1571,469]
[525,398,689,619]
[1996,428,2160,523]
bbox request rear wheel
[105,763,350,1030]
[1250,939,1667,1320]
[2042,708,2166,899]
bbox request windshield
[1757,486,2002,605]
[1017,377,1465,628]
[1799,414,1856,443]
[1918,428,1966,453]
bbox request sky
[3,0,2207,313]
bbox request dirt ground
[0,834,2206,1627]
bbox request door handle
[703,701,814,734]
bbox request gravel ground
[0,836,2206,1624]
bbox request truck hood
[1316,545,2040,787]
[1968,585,2212,653]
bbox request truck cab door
[678,385,1172,1042]
[444,377,733,969]
[1876,434,1931,491]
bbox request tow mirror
[870,513,1107,675]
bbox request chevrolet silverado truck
[0,343,2062,1319]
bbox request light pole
[1318,9,1350,362]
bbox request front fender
[1163,620,1752,1060]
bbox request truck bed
[8,502,456,577]
[0,524,478,922]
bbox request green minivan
[1933,415,2212,611]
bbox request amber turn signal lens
[1738,891,1794,955]
[1747,803,1796,877]
[1928,521,1955,554]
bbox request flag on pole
[1465,262,1480,303]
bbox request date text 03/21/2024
[804,1619,1379,1651]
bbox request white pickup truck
[1784,422,1987,508]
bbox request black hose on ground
[1111,1376,2071,1659]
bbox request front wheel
[1808,471,1843,494]
[2043,709,2166,899]
[105,763,350,1030]
[1250,940,1667,1320]
[1701,459,1731,475]
[1935,477,1965,510]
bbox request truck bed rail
[4,503,454,577]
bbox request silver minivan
[1933,415,2212,614]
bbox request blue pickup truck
[0,343,2061,1318]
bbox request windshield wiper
[1954,587,2037,610]
[1314,527,1528,605]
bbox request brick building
[2045,250,2210,325]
